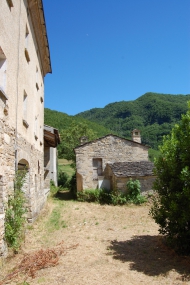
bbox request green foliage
[126,179,147,204]
[148,148,160,162]
[150,102,190,254]
[77,185,146,205]
[45,93,190,157]
[59,122,98,166]
[68,173,77,199]
[5,171,27,252]
[76,93,190,149]
[46,206,67,232]
[58,159,74,178]
[58,170,69,188]
[77,189,100,203]
[44,108,110,158]
[50,180,59,197]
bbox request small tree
[59,122,97,168]
[150,102,190,254]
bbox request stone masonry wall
[0,123,46,258]
[113,176,156,194]
[75,135,149,190]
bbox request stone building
[0,0,51,258]
[104,161,155,193]
[74,130,153,191]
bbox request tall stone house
[74,130,155,192]
[0,0,51,258]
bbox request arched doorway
[17,159,29,196]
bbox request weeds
[4,170,27,252]
[77,179,147,205]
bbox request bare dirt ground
[1,196,190,285]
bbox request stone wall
[75,135,149,190]
[0,124,46,258]
[112,176,156,194]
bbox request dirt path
[1,198,190,285]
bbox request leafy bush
[58,170,69,188]
[77,187,143,205]
[68,173,77,199]
[126,179,146,204]
[77,189,100,202]
[110,193,127,205]
[150,102,190,254]
[5,171,27,252]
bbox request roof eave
[28,0,52,76]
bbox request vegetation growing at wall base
[77,180,146,205]
[4,171,27,253]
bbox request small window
[25,25,30,62]
[36,67,39,90]
[0,47,8,100]
[22,90,29,127]
[92,158,103,180]
[34,116,38,140]
[135,132,138,136]
[6,0,13,8]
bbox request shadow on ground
[108,235,190,281]
[55,190,75,201]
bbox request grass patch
[58,159,74,178]
[46,203,67,232]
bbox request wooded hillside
[75,92,190,149]
[44,108,110,138]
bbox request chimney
[131,129,141,143]
[80,136,88,145]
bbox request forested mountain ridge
[75,92,190,149]
[44,108,110,138]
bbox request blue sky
[43,0,190,115]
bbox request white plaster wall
[0,0,44,151]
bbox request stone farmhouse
[74,130,155,192]
[0,0,54,258]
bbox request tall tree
[150,102,190,254]
[59,122,97,167]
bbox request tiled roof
[108,161,154,177]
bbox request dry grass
[1,196,190,285]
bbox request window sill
[0,87,8,100]
[25,48,30,62]
[23,119,29,128]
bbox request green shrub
[5,171,27,252]
[58,170,69,188]
[68,173,77,199]
[126,179,146,204]
[110,193,127,205]
[150,103,190,254]
[77,189,100,202]
[98,189,112,204]
[77,182,146,206]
